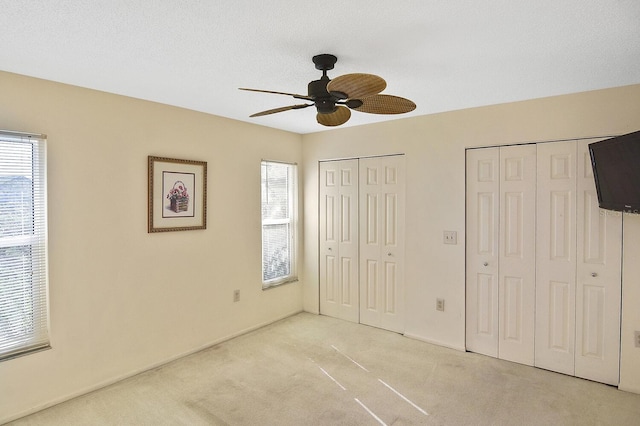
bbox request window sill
[262,278,298,290]
[0,344,51,363]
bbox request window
[0,131,49,361]
[261,161,297,288]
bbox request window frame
[0,130,50,362]
[260,160,298,289]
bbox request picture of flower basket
[148,156,206,232]
[167,180,189,213]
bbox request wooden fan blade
[326,73,386,100]
[353,94,416,114]
[316,106,351,127]
[250,104,313,117]
[239,88,313,101]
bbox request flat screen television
[589,130,640,213]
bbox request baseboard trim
[618,383,640,395]
[403,332,467,352]
[2,309,304,424]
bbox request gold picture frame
[148,156,207,232]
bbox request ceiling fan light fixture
[315,99,337,114]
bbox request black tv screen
[589,130,640,213]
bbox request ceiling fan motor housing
[308,76,336,114]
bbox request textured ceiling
[1,1,639,134]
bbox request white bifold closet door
[466,147,500,357]
[535,141,578,375]
[467,139,622,386]
[536,139,622,385]
[466,145,537,365]
[319,156,406,333]
[575,139,622,385]
[319,159,360,323]
[359,155,406,333]
[499,145,537,365]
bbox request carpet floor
[8,312,640,425]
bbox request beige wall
[301,84,640,392]
[0,71,304,422]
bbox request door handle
[483,262,489,267]
[591,272,598,278]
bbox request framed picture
[148,156,207,232]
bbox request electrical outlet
[443,231,457,245]
[635,331,640,348]
[233,290,240,302]
[436,298,445,312]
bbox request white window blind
[261,161,297,288]
[0,130,49,361]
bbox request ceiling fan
[240,54,416,127]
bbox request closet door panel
[360,162,382,327]
[320,163,340,318]
[319,160,359,323]
[359,155,405,333]
[575,139,622,385]
[535,141,577,376]
[499,145,536,366]
[466,148,499,357]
